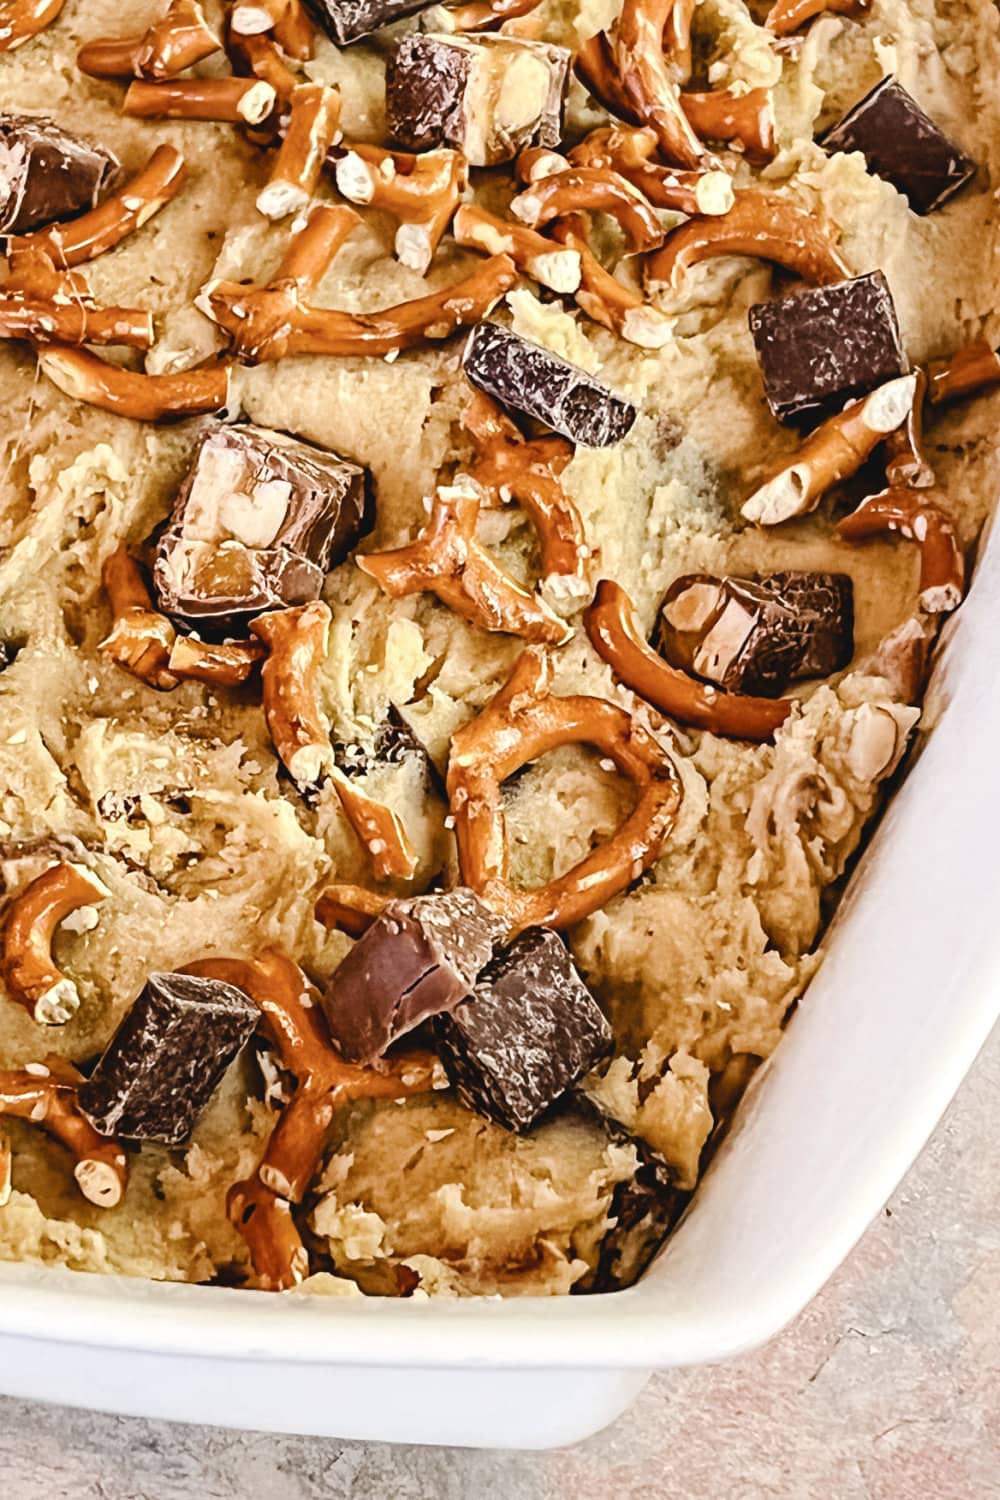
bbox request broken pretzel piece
[334,144,467,275]
[77,1,221,81]
[927,341,1000,405]
[358,484,572,645]
[837,488,964,614]
[646,189,851,292]
[510,165,667,253]
[230,0,314,59]
[567,126,734,216]
[257,82,341,221]
[586,578,792,741]
[452,202,581,294]
[0,248,153,349]
[37,346,232,421]
[443,0,542,29]
[883,367,934,489]
[448,645,682,934]
[98,546,179,690]
[679,88,777,163]
[0,0,64,54]
[765,0,867,36]
[613,0,708,167]
[549,213,673,349]
[167,634,266,687]
[123,76,278,126]
[0,1059,127,1206]
[742,374,918,525]
[225,26,300,107]
[314,883,388,937]
[2,862,110,1025]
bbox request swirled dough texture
[0,0,998,1296]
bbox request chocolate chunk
[334,705,445,797]
[574,1097,686,1293]
[153,423,371,633]
[654,570,854,697]
[822,77,975,216]
[0,115,120,236]
[463,323,637,447]
[435,928,613,1133]
[322,889,502,1063]
[79,973,258,1145]
[386,34,570,166]
[749,271,908,426]
[302,0,430,43]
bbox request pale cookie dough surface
[0,0,998,1297]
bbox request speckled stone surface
[1,1022,997,1499]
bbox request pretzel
[549,213,673,348]
[335,145,468,275]
[2,862,109,1025]
[679,88,777,162]
[98,547,179,689]
[0,1059,127,1206]
[225,26,299,106]
[0,248,154,349]
[167,634,266,686]
[585,578,791,741]
[447,646,682,934]
[37,346,233,421]
[452,203,581,293]
[123,76,278,126]
[646,189,850,291]
[77,1,220,80]
[515,146,571,184]
[443,0,542,29]
[765,0,867,36]
[314,883,388,936]
[614,0,709,167]
[837,488,964,614]
[0,0,64,53]
[460,389,588,581]
[0,1125,9,1206]
[257,83,341,221]
[510,165,667,253]
[884,368,934,489]
[5,144,188,268]
[567,126,735,216]
[927,340,1000,405]
[742,374,918,525]
[357,484,573,645]
[230,0,314,58]
[328,774,418,880]
[184,949,435,1289]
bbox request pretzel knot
[447,646,683,935]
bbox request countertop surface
[0,1021,997,1500]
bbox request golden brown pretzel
[837,488,964,614]
[0,0,65,53]
[123,75,277,125]
[2,862,110,1025]
[0,1058,127,1206]
[98,547,179,689]
[567,126,735,215]
[765,0,867,35]
[927,341,1000,405]
[230,0,314,58]
[883,367,934,489]
[447,646,683,934]
[334,144,468,275]
[76,0,221,80]
[549,212,674,348]
[257,83,341,221]
[510,165,667,253]
[678,88,776,162]
[314,883,388,936]
[167,635,266,687]
[0,248,153,349]
[614,0,708,166]
[452,203,582,293]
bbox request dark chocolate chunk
[573,1097,687,1293]
[153,423,371,633]
[334,705,445,797]
[323,889,502,1063]
[79,973,258,1146]
[0,115,120,236]
[435,928,613,1133]
[654,570,854,697]
[748,271,908,426]
[386,34,570,167]
[302,0,430,44]
[821,77,975,216]
[463,323,636,448]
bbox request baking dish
[0,511,995,1451]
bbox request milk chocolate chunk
[0,115,120,236]
[386,34,570,167]
[822,77,975,216]
[79,973,258,1146]
[749,272,908,426]
[463,323,637,448]
[302,0,430,44]
[654,570,854,697]
[323,890,501,1063]
[435,928,613,1133]
[154,424,371,633]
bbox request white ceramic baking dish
[0,513,996,1451]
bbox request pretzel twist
[37,346,233,422]
[98,547,179,690]
[230,0,314,58]
[510,165,666,253]
[0,0,64,53]
[837,488,964,614]
[0,249,153,349]
[357,484,573,645]
[452,203,581,294]
[77,1,221,81]
[646,189,850,291]
[257,83,341,221]
[927,341,1000,405]
[2,863,110,1025]
[123,76,277,125]
[0,1059,127,1206]
[334,144,468,275]
[447,646,682,934]
[586,578,791,741]
[765,0,867,36]
[184,950,435,1289]
[567,126,735,215]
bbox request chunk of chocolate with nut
[154,424,370,633]
[78,972,258,1145]
[302,0,431,44]
[654,571,855,698]
[749,271,908,426]
[822,77,975,216]
[386,33,570,167]
[322,889,502,1063]
[0,114,120,236]
[463,322,637,448]
[435,928,613,1133]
